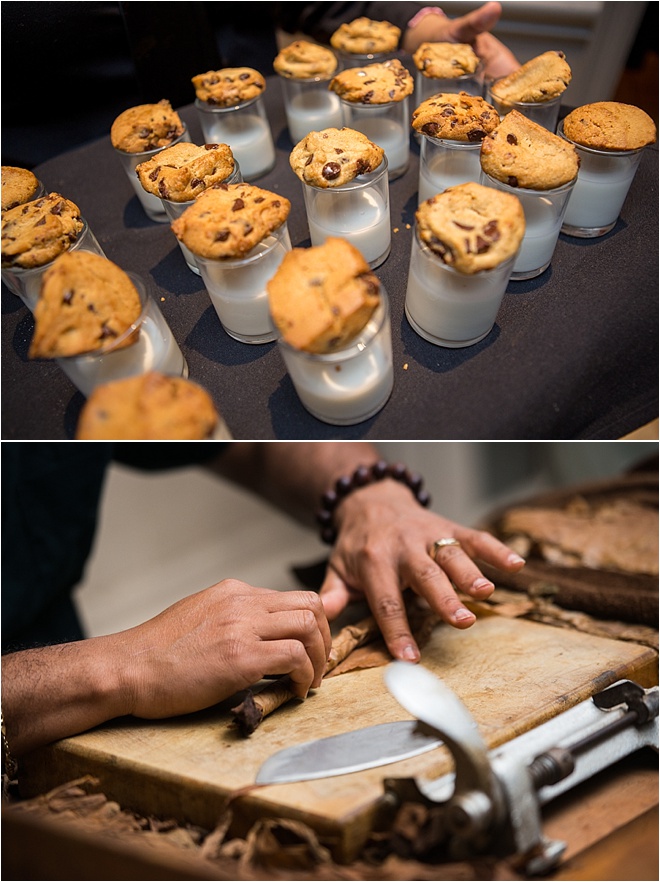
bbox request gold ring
[429,538,461,560]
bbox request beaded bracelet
[316,460,431,544]
[1,708,18,783]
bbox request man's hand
[402,2,520,80]
[319,479,525,662]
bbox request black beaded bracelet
[316,460,431,544]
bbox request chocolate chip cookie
[29,252,143,359]
[1,166,42,211]
[330,17,401,55]
[192,67,266,106]
[289,127,384,187]
[110,100,185,154]
[329,58,414,104]
[268,237,381,353]
[1,193,84,269]
[563,102,657,151]
[413,42,481,79]
[135,142,237,202]
[412,92,499,142]
[170,183,290,260]
[490,51,572,104]
[273,40,338,80]
[76,371,223,439]
[417,182,525,274]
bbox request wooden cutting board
[20,614,657,862]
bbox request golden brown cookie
[1,193,84,269]
[273,40,338,79]
[480,110,580,190]
[29,252,142,359]
[413,42,480,79]
[110,100,185,153]
[1,166,42,211]
[416,182,525,274]
[192,67,266,106]
[412,92,499,142]
[490,51,571,104]
[135,142,236,202]
[267,237,381,353]
[170,183,290,260]
[563,102,657,151]
[76,371,222,439]
[330,17,400,55]
[329,58,414,104]
[289,127,385,187]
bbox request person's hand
[116,580,332,719]
[319,480,525,661]
[402,2,520,80]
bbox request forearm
[206,442,383,525]
[2,635,130,758]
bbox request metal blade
[255,720,443,785]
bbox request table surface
[2,78,658,440]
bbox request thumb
[448,1,502,41]
[319,568,353,620]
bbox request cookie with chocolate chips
[412,92,499,142]
[329,58,414,105]
[413,42,481,79]
[289,127,384,187]
[110,100,185,154]
[330,17,401,55]
[563,102,657,151]
[1,166,42,211]
[170,183,290,260]
[490,51,572,104]
[416,182,525,274]
[273,40,338,80]
[192,67,266,107]
[76,371,223,440]
[1,193,84,269]
[267,237,381,353]
[135,142,236,202]
[480,111,579,190]
[29,252,142,359]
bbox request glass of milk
[480,172,575,280]
[300,158,391,269]
[195,95,276,181]
[113,125,191,222]
[339,97,410,180]
[278,75,344,144]
[485,80,562,132]
[54,274,187,397]
[556,119,645,238]
[2,221,106,312]
[418,136,483,204]
[193,222,291,344]
[160,163,243,275]
[277,288,393,425]
[405,225,518,347]
[415,67,483,104]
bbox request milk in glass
[418,138,482,203]
[284,87,343,144]
[342,99,410,179]
[195,97,275,181]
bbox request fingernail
[507,553,526,566]
[472,577,494,593]
[454,608,475,622]
[402,644,418,661]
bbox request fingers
[449,1,502,42]
[261,608,329,690]
[319,567,362,620]
[403,548,478,629]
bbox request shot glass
[277,287,393,425]
[1,220,106,311]
[195,94,276,181]
[405,224,518,347]
[415,65,483,104]
[486,79,562,131]
[418,136,483,204]
[54,273,187,398]
[113,124,191,222]
[193,222,291,344]
[480,171,575,280]
[160,162,243,274]
[335,49,397,71]
[557,119,645,237]
[300,157,390,269]
[278,75,344,144]
[339,97,410,179]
